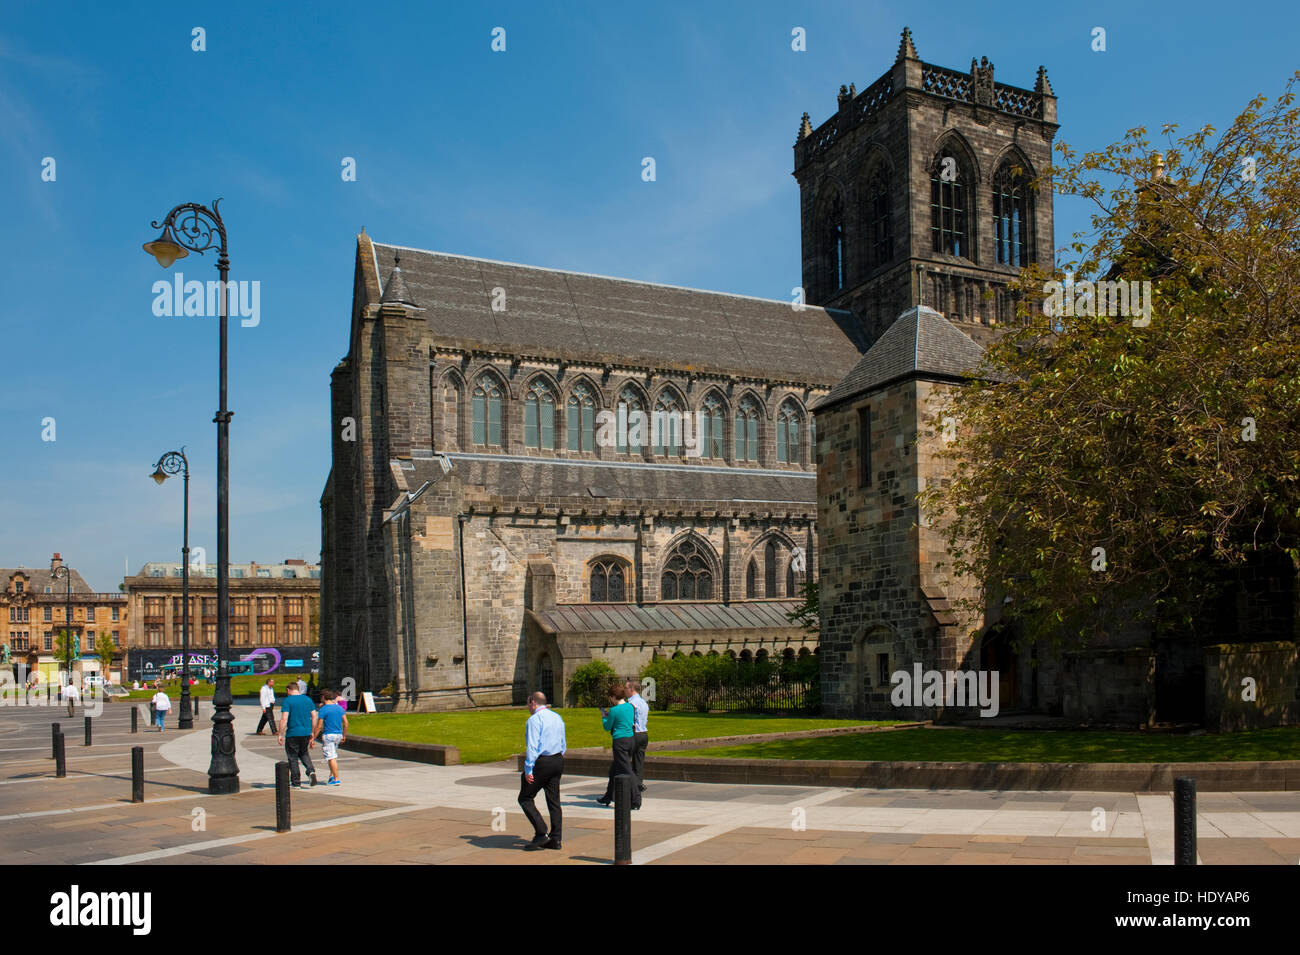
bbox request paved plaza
[2,701,1299,865]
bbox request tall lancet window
[525,380,556,450]
[472,374,503,446]
[827,194,846,293]
[993,161,1034,267]
[930,149,969,259]
[616,387,644,454]
[776,400,801,464]
[735,397,759,462]
[867,168,892,269]
[567,382,597,452]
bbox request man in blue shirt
[276,682,318,787]
[518,691,566,851]
[625,679,650,795]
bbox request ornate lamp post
[143,200,239,794]
[152,448,193,729]
[51,564,73,687]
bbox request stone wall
[1061,648,1155,726]
[1204,641,1298,732]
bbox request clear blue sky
[1,0,1296,591]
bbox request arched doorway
[979,625,1019,710]
[536,653,555,706]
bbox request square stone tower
[793,28,1058,349]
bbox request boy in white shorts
[311,688,348,785]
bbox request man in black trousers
[518,691,566,851]
[625,679,649,794]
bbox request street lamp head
[142,225,189,268]
[151,466,168,485]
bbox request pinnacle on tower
[1035,65,1054,96]
[380,252,418,307]
[797,112,813,142]
[896,26,918,62]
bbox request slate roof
[370,242,866,384]
[403,453,816,508]
[533,600,803,635]
[816,305,993,410]
[2,567,93,595]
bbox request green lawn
[674,725,1300,763]
[346,709,895,763]
[122,674,305,700]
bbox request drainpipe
[456,513,481,707]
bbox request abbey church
[320,29,1062,713]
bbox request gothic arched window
[653,390,684,457]
[660,537,713,601]
[589,558,628,603]
[700,393,725,459]
[867,167,892,269]
[993,160,1034,267]
[567,382,596,452]
[826,193,846,294]
[525,380,556,450]
[746,559,757,598]
[616,387,645,454]
[786,561,797,597]
[776,400,801,464]
[735,397,759,462]
[764,540,778,597]
[930,149,969,259]
[472,374,503,446]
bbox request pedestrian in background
[255,678,277,735]
[151,687,171,731]
[312,689,348,785]
[277,681,318,787]
[625,679,649,794]
[64,679,79,718]
[518,691,565,851]
[597,682,639,810]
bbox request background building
[1,554,127,684]
[123,559,321,684]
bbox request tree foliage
[918,75,1300,647]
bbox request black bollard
[193,696,199,719]
[51,722,60,759]
[84,716,92,747]
[614,773,633,865]
[275,761,291,832]
[1174,776,1197,865]
[54,732,66,778]
[131,706,138,733]
[131,747,144,803]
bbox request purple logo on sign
[242,648,282,674]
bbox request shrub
[569,659,617,708]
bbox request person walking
[255,678,277,735]
[597,682,639,810]
[64,679,79,718]
[311,689,348,785]
[625,679,649,794]
[151,687,171,732]
[277,681,318,787]
[518,691,565,851]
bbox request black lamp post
[143,200,239,794]
[152,448,193,729]
[51,564,73,687]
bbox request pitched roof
[369,241,866,384]
[2,567,93,595]
[532,600,804,635]
[401,453,816,509]
[816,306,992,409]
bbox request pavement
[2,699,1299,864]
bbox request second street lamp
[152,448,193,729]
[143,199,239,794]
[51,564,73,687]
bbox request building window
[653,391,684,457]
[256,568,271,578]
[203,624,216,646]
[735,398,759,462]
[286,598,303,617]
[746,559,757,598]
[147,626,163,647]
[589,559,628,602]
[993,160,1034,267]
[787,562,797,597]
[232,623,248,645]
[259,622,277,643]
[700,393,725,459]
[258,598,276,617]
[202,598,216,616]
[776,400,801,464]
[7,607,12,623]
[111,606,119,622]
[858,406,872,488]
[930,149,969,258]
[145,598,164,617]
[877,652,891,687]
[112,631,120,648]
[232,598,249,617]
[764,540,778,597]
[525,380,557,450]
[660,537,713,601]
[826,193,846,293]
[616,387,644,454]
[44,606,52,622]
[867,167,892,268]
[14,582,22,594]
[86,606,95,622]
[566,382,597,452]
[44,632,53,651]
[230,568,245,578]
[472,374,504,446]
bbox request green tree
[919,75,1300,648]
[95,634,116,683]
[785,579,819,635]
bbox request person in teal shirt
[276,682,319,787]
[597,682,640,809]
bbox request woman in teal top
[597,683,640,808]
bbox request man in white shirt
[625,680,650,794]
[519,691,566,851]
[255,678,277,735]
[64,680,80,718]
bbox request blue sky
[1,0,1296,591]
